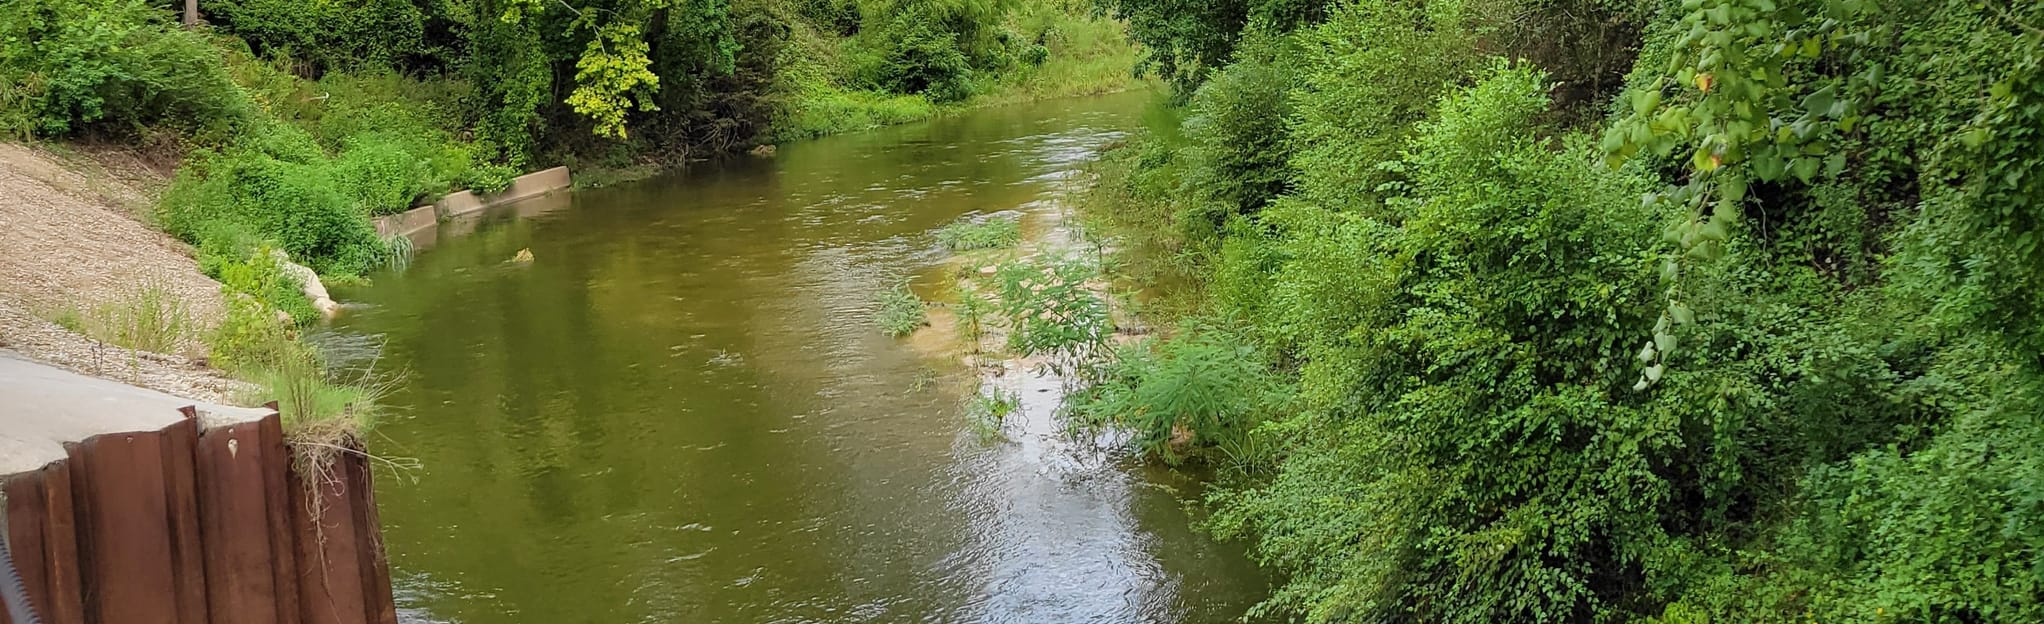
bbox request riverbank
[0,138,381,444]
[0,143,243,403]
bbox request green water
[329,90,1268,623]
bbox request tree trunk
[183,0,198,27]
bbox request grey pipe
[0,507,41,624]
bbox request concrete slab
[0,352,272,475]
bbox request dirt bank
[0,142,243,403]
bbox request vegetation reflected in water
[332,90,1268,624]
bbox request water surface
[332,90,1269,623]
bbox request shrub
[212,244,318,324]
[1284,0,1488,213]
[1178,34,1293,222]
[333,133,435,214]
[993,254,1110,372]
[207,294,296,373]
[861,8,976,101]
[0,0,252,139]
[460,163,521,194]
[1210,63,1666,621]
[1068,326,1280,463]
[160,124,391,277]
[202,0,428,74]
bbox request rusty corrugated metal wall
[1,411,397,624]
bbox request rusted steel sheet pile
[2,408,397,624]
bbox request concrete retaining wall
[373,166,573,244]
[1,411,396,624]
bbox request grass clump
[94,282,194,355]
[935,215,1022,251]
[211,295,384,432]
[48,281,196,355]
[875,280,928,337]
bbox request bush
[461,163,521,194]
[1178,32,1294,223]
[860,8,976,101]
[203,0,428,74]
[333,133,435,214]
[0,0,252,139]
[208,294,296,373]
[1069,327,1280,463]
[993,255,1110,369]
[160,131,388,276]
[1283,0,1488,213]
[1209,63,1668,621]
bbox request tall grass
[775,76,937,142]
[49,281,197,355]
[212,294,387,434]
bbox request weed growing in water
[934,215,1022,251]
[993,254,1111,377]
[964,385,1021,441]
[875,280,929,337]
[382,233,416,272]
[951,280,994,353]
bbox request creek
[329,90,1269,623]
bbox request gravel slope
[0,143,244,404]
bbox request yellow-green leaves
[566,22,661,139]
[1605,0,1873,389]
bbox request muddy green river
[328,90,1268,623]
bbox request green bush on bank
[0,0,251,139]
[1071,0,2044,620]
[1068,326,1281,464]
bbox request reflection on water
[330,90,1268,623]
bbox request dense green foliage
[1074,0,2044,620]
[0,0,251,138]
[1,0,1140,288]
